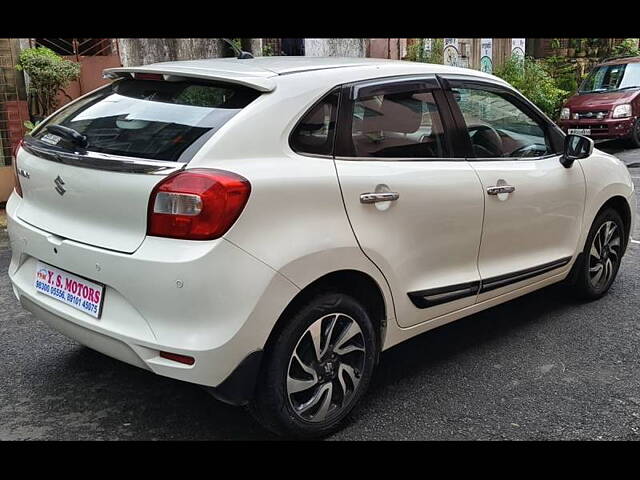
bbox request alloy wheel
[286,313,366,423]
[588,220,621,290]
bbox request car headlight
[612,104,632,119]
[560,107,570,120]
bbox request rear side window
[349,89,445,158]
[290,90,340,156]
[33,79,261,162]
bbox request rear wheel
[250,293,378,438]
[572,208,625,300]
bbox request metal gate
[29,38,122,107]
[0,39,25,168]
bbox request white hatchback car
[7,57,636,438]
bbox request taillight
[148,168,251,240]
[12,139,24,197]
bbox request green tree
[16,47,81,118]
[494,55,569,120]
[612,38,640,57]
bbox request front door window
[453,88,551,158]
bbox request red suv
[558,56,640,147]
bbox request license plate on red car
[568,128,591,136]
[34,261,105,319]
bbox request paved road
[1,143,639,440]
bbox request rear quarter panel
[187,74,398,346]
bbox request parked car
[7,57,636,438]
[558,56,640,147]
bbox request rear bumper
[6,193,298,399]
[558,116,636,139]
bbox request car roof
[105,56,509,93]
[598,56,640,66]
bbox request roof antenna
[222,38,254,59]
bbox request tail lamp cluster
[147,168,251,240]
[13,138,249,241]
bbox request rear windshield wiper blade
[46,125,88,149]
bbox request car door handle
[360,192,400,204]
[487,185,516,195]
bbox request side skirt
[407,256,573,308]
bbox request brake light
[12,139,24,197]
[134,73,164,81]
[148,169,251,240]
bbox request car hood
[565,89,639,110]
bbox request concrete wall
[118,38,224,67]
[304,39,367,57]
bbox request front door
[334,77,485,328]
[445,79,586,300]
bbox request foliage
[262,43,275,57]
[176,85,228,107]
[493,55,570,119]
[23,120,41,134]
[541,56,578,94]
[405,38,444,65]
[611,38,640,57]
[15,47,81,117]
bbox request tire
[629,118,640,149]
[571,208,625,300]
[249,292,378,438]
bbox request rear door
[15,77,260,253]
[334,76,485,328]
[442,76,585,299]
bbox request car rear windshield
[579,62,640,94]
[32,78,261,162]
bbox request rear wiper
[613,86,640,91]
[46,125,88,149]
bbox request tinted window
[33,79,261,162]
[454,88,551,158]
[290,90,339,156]
[350,89,445,158]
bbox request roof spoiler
[103,66,276,92]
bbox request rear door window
[343,84,447,159]
[32,79,261,162]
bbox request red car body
[558,56,640,145]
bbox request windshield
[579,62,640,94]
[32,79,261,162]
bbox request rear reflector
[159,351,195,365]
[148,168,251,240]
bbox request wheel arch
[263,269,389,359]
[583,195,633,253]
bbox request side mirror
[560,134,594,168]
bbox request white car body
[6,57,636,408]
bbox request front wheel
[249,293,378,438]
[572,208,625,300]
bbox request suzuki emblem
[54,176,66,196]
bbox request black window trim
[439,74,566,161]
[287,87,342,159]
[333,74,461,162]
